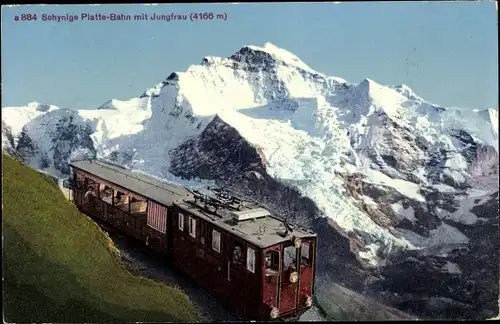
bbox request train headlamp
[270,306,279,319]
[290,271,298,283]
[293,237,302,248]
[305,295,313,307]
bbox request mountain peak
[97,99,118,110]
[230,42,317,73]
[391,83,420,101]
[359,78,377,88]
[354,78,380,97]
[248,42,300,62]
[27,101,55,112]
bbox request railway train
[67,158,317,321]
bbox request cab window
[188,216,196,238]
[265,251,280,271]
[264,250,280,277]
[232,241,244,265]
[212,230,221,252]
[283,245,297,271]
[247,247,256,273]
[301,241,312,266]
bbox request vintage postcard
[2,2,498,322]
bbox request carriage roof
[173,199,316,249]
[70,159,190,206]
[69,159,316,248]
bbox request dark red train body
[69,159,317,321]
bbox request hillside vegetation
[2,154,199,323]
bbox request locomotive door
[279,243,299,314]
[73,172,86,209]
[262,247,280,309]
[225,237,246,315]
[74,187,84,209]
[299,238,315,309]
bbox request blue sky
[2,2,498,110]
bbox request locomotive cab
[262,235,316,320]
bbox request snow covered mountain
[2,42,498,320]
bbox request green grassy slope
[2,154,199,323]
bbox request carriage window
[284,246,297,269]
[265,251,280,271]
[84,183,98,201]
[76,174,85,189]
[115,191,126,205]
[233,241,244,265]
[178,213,184,231]
[101,186,113,204]
[114,191,121,207]
[212,230,221,253]
[301,241,311,266]
[188,216,196,238]
[247,247,256,273]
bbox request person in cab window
[102,190,113,205]
[266,254,272,268]
[233,245,242,264]
[84,186,96,203]
[115,192,126,207]
[85,186,94,197]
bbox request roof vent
[231,207,270,222]
[276,224,288,237]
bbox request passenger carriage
[69,159,317,321]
